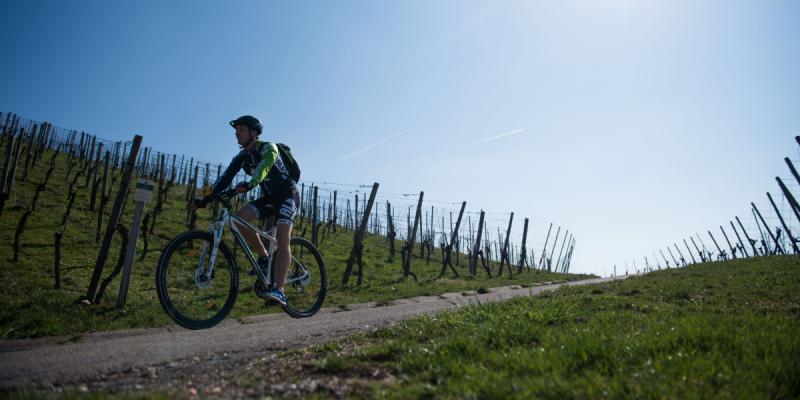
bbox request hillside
[0,140,591,339]
[273,255,799,399]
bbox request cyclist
[189,115,298,305]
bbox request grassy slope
[300,256,800,399]
[0,146,590,339]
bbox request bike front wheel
[281,237,327,318]
[156,230,239,329]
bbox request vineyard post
[683,238,697,264]
[96,151,111,243]
[470,210,486,276]
[776,177,800,224]
[707,231,725,259]
[766,192,799,254]
[548,226,561,272]
[312,185,319,246]
[539,222,553,270]
[752,202,784,255]
[21,123,38,183]
[332,190,337,232]
[673,243,686,266]
[497,212,514,277]
[83,135,96,186]
[784,157,800,186]
[516,218,529,272]
[117,177,154,308]
[86,134,142,304]
[437,201,465,279]
[690,236,706,262]
[89,143,103,210]
[563,238,576,273]
[659,249,670,268]
[736,215,760,256]
[729,221,749,258]
[342,182,379,285]
[666,246,679,267]
[695,234,712,260]
[719,225,738,259]
[1,125,16,193]
[554,231,569,272]
[401,191,423,281]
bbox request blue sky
[2,0,799,276]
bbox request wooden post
[516,218,530,272]
[666,246,680,267]
[672,243,686,266]
[784,157,800,186]
[86,135,143,304]
[683,238,697,264]
[332,190,337,232]
[729,221,749,258]
[96,151,111,243]
[659,249,671,268]
[694,234,711,260]
[470,210,489,276]
[767,192,799,254]
[707,230,725,259]
[690,236,706,262]
[497,212,514,277]
[342,183,379,285]
[554,231,569,272]
[386,201,396,259]
[437,201,465,279]
[562,238,576,273]
[718,226,737,259]
[776,177,800,226]
[1,126,17,194]
[401,191,423,281]
[752,202,784,255]
[547,226,561,272]
[312,186,319,246]
[539,223,553,270]
[89,143,103,210]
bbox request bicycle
[156,188,327,329]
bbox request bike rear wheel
[156,230,239,329]
[281,237,327,318]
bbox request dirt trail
[0,276,627,393]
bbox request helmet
[229,115,263,135]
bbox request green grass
[303,256,800,399]
[0,145,590,339]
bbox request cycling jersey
[211,140,297,199]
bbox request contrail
[339,129,410,162]
[339,118,432,162]
[371,128,525,172]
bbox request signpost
[116,178,154,309]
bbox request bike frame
[198,203,309,290]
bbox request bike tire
[156,230,239,330]
[281,237,327,318]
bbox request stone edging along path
[0,275,629,389]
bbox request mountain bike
[156,189,327,329]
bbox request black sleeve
[211,152,244,197]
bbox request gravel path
[0,275,627,396]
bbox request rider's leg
[233,205,268,258]
[273,193,298,293]
[275,222,292,292]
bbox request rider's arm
[249,142,279,188]
[211,153,245,197]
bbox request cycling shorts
[246,190,299,226]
